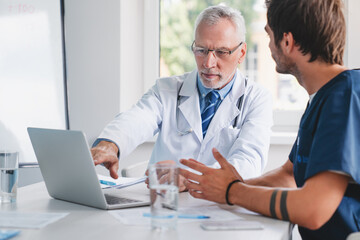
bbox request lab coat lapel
[178,71,203,142]
[203,70,246,142]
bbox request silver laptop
[27,127,150,210]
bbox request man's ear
[237,42,247,64]
[281,32,295,54]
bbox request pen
[178,214,210,219]
[99,180,116,186]
[143,213,210,219]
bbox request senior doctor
[91,5,273,191]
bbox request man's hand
[180,148,243,204]
[91,141,119,179]
[145,160,188,192]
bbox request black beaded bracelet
[225,179,242,205]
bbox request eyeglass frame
[191,41,243,59]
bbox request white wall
[64,0,121,144]
[64,0,153,144]
[119,0,147,112]
[345,0,360,68]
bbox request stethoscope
[176,77,248,136]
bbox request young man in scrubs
[180,0,360,239]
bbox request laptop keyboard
[104,194,141,205]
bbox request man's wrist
[228,180,245,206]
[226,179,242,205]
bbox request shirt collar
[197,72,236,100]
[308,92,317,106]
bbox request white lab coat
[98,69,273,179]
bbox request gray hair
[194,5,246,42]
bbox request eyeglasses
[191,41,243,59]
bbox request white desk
[1,182,292,240]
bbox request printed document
[109,205,243,226]
[0,212,69,229]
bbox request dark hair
[265,0,345,65]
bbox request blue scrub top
[289,69,360,240]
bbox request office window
[245,44,258,82]
[0,0,68,162]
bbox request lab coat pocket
[219,127,241,152]
[175,109,193,137]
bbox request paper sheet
[0,212,69,229]
[109,205,243,226]
[98,174,146,189]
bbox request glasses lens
[214,50,228,58]
[193,47,207,57]
[192,41,242,59]
[192,45,235,59]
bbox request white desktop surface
[1,182,292,240]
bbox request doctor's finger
[91,150,102,165]
[180,159,209,174]
[93,154,117,166]
[180,168,202,183]
[109,162,119,179]
[212,148,230,169]
[93,156,108,166]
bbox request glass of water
[149,162,179,231]
[0,151,19,203]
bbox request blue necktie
[201,91,220,137]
